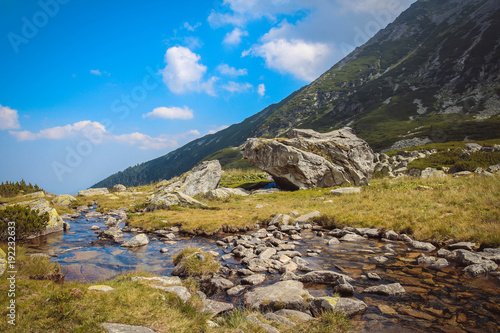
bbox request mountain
[93,0,500,188]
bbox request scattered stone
[88,285,114,292]
[52,194,77,207]
[377,304,397,315]
[91,225,100,230]
[242,274,266,285]
[299,270,353,285]
[121,234,149,248]
[339,233,365,242]
[373,256,389,264]
[310,297,368,318]
[203,299,234,317]
[417,254,437,264]
[155,286,191,302]
[227,285,246,296]
[101,323,156,333]
[160,248,169,254]
[448,242,476,251]
[384,230,399,240]
[246,315,280,333]
[203,277,234,295]
[113,184,127,192]
[410,241,436,252]
[243,280,312,312]
[264,313,296,326]
[367,273,381,280]
[330,187,361,195]
[432,258,449,267]
[205,187,250,200]
[274,309,314,322]
[363,283,406,295]
[259,248,277,260]
[421,168,446,179]
[78,188,109,196]
[328,238,340,246]
[295,211,321,223]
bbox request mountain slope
[92,89,302,188]
[93,0,500,188]
[254,0,500,151]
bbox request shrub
[0,180,42,197]
[0,205,49,239]
[172,247,220,278]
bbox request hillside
[93,0,500,188]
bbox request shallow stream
[26,209,500,333]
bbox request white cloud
[9,120,106,141]
[246,38,332,81]
[90,69,102,76]
[207,125,229,135]
[217,63,247,76]
[338,0,413,13]
[223,28,248,45]
[143,106,194,120]
[222,81,253,93]
[183,22,201,31]
[0,105,20,130]
[160,46,217,95]
[114,130,200,150]
[257,83,266,96]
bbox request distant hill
[93,0,500,188]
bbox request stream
[25,208,500,333]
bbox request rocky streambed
[25,207,500,333]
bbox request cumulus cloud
[160,46,217,95]
[0,105,20,130]
[246,38,332,81]
[338,0,414,13]
[90,69,102,76]
[143,106,194,120]
[207,125,229,135]
[257,83,266,96]
[114,130,200,150]
[222,81,253,93]
[223,28,248,45]
[9,120,106,141]
[217,63,247,76]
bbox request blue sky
[0,0,415,194]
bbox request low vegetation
[0,180,42,198]
[172,247,220,278]
[407,149,500,171]
[219,168,270,189]
[0,205,49,240]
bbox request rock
[480,248,500,264]
[146,191,206,211]
[421,168,446,179]
[131,276,182,286]
[274,309,314,322]
[91,225,100,230]
[280,271,299,281]
[334,280,354,296]
[328,238,340,246]
[202,299,234,317]
[417,254,437,264]
[356,228,380,238]
[160,248,169,254]
[155,286,191,302]
[78,188,109,196]
[227,285,246,296]
[339,233,365,242]
[155,160,222,197]
[453,171,473,177]
[367,273,381,280]
[88,285,114,292]
[383,230,399,240]
[454,249,487,266]
[330,187,361,195]
[121,234,149,248]
[99,228,123,242]
[205,187,249,200]
[264,313,296,326]
[295,211,321,223]
[410,240,436,252]
[363,283,406,295]
[52,194,76,207]
[463,263,498,276]
[29,199,64,236]
[242,127,374,190]
[432,258,449,266]
[243,280,312,312]
[465,143,482,151]
[448,242,476,251]
[310,297,367,318]
[242,273,267,285]
[203,277,234,295]
[113,184,126,192]
[246,315,280,333]
[101,323,156,333]
[299,270,353,285]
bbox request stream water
[25,209,500,333]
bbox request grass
[0,246,352,333]
[219,168,270,188]
[128,174,500,246]
[407,150,500,171]
[172,247,220,279]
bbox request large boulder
[121,234,149,248]
[30,199,65,235]
[78,188,109,196]
[156,160,222,197]
[243,280,313,312]
[52,194,76,207]
[146,191,206,211]
[242,127,374,190]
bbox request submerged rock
[310,297,367,317]
[242,127,374,190]
[121,234,149,248]
[363,283,406,295]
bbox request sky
[0,0,416,194]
